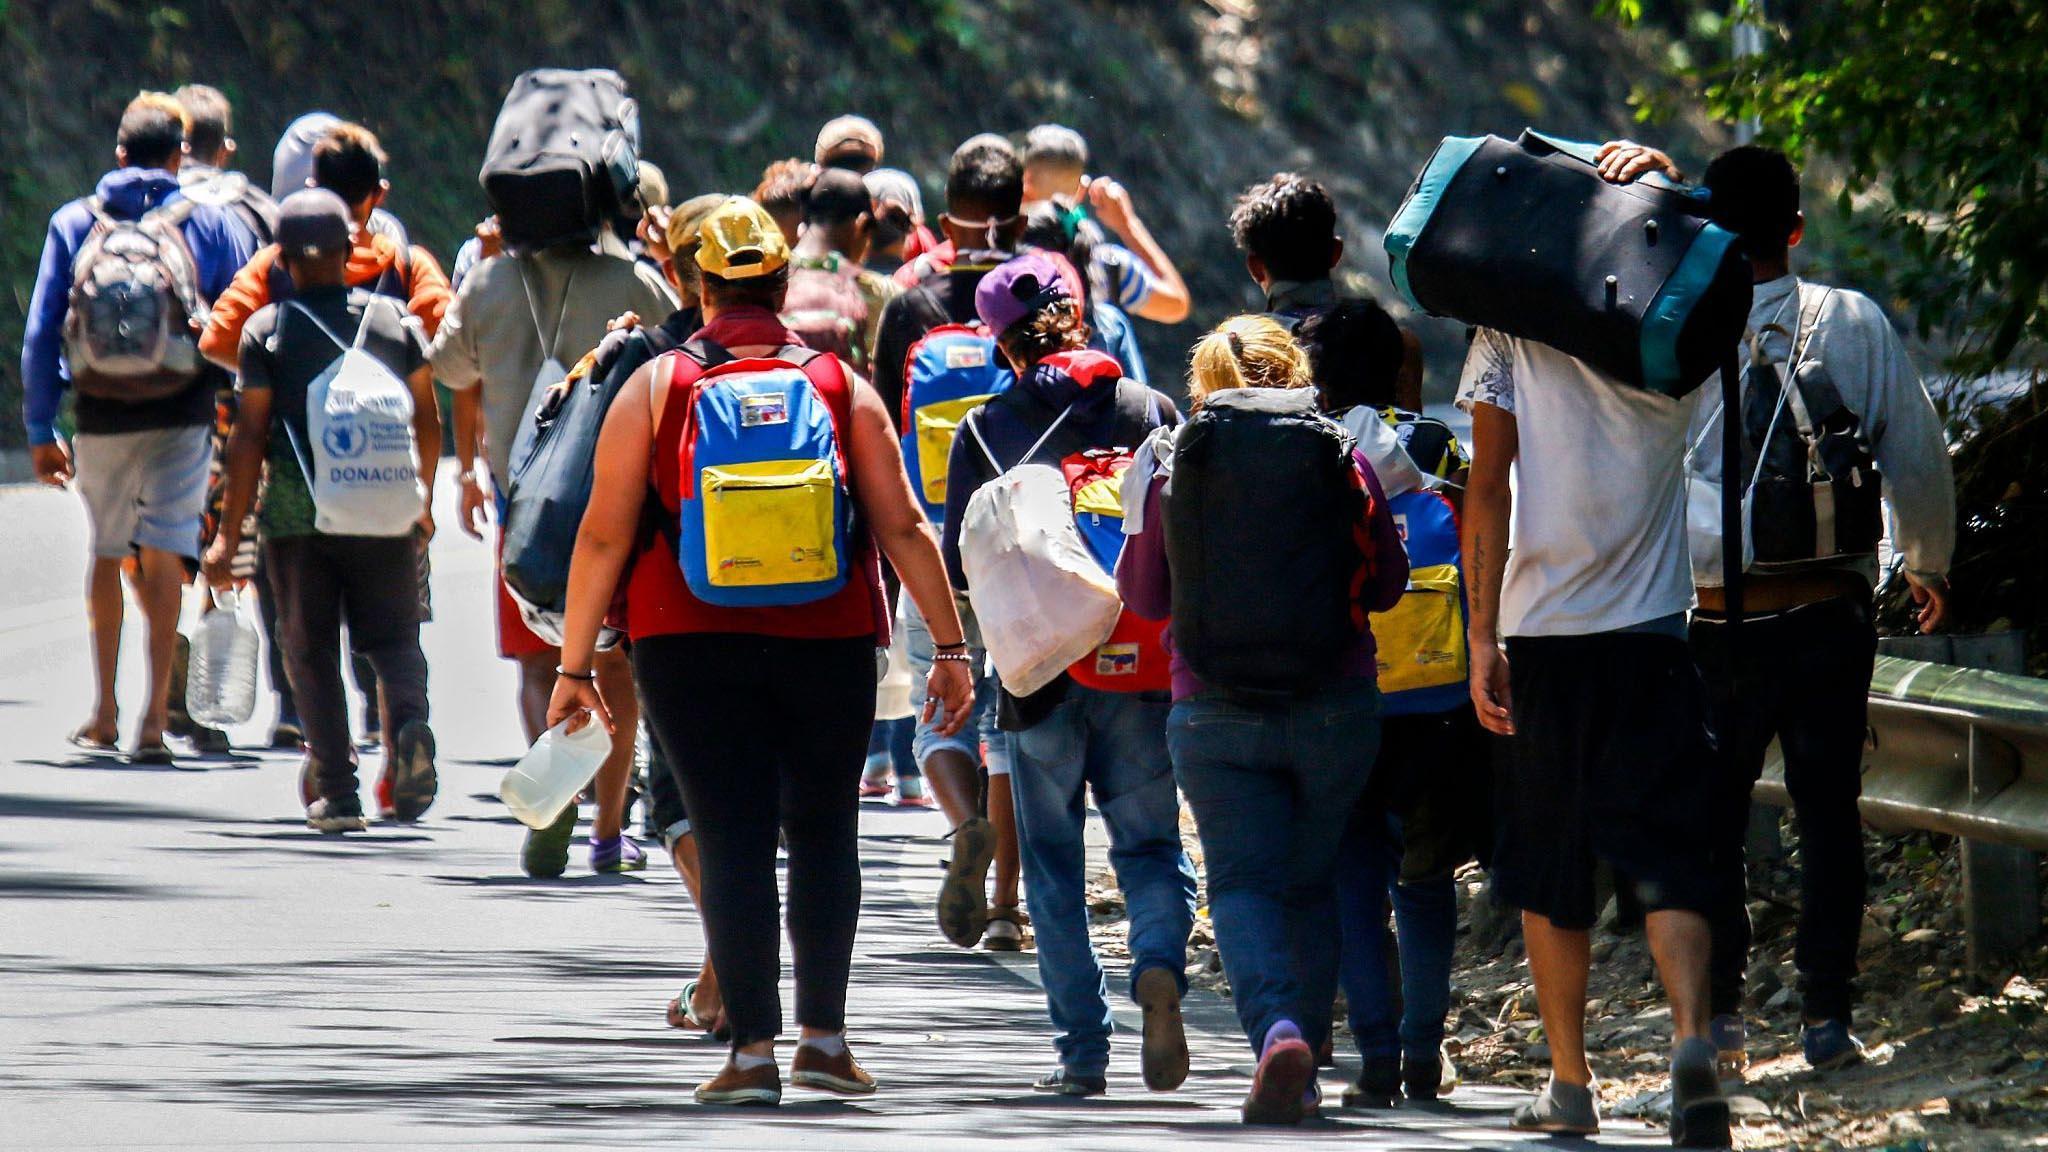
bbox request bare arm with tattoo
[1464,400,1518,735]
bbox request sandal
[128,742,175,767]
[668,979,728,1037]
[985,905,1032,951]
[67,726,120,756]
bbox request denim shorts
[72,424,213,560]
[901,590,1010,776]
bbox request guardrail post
[1963,722,2041,980]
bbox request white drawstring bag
[280,299,423,537]
[957,407,1123,696]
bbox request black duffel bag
[480,68,642,255]
[1384,129,1751,399]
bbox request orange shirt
[200,233,451,370]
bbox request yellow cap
[694,197,789,280]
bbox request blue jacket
[21,168,254,444]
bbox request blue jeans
[1011,685,1195,1076]
[1336,808,1457,1061]
[1170,679,1381,1055]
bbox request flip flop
[668,980,726,1035]
[67,727,120,756]
[128,742,175,767]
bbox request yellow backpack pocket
[700,459,840,588]
[1374,563,1468,694]
[913,394,997,506]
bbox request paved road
[0,480,1660,1149]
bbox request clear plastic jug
[186,589,259,728]
[500,719,612,829]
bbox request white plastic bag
[960,463,1123,696]
[500,718,612,830]
[186,588,259,728]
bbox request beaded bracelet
[932,651,975,664]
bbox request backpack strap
[967,400,1075,476]
[283,299,353,354]
[517,260,578,365]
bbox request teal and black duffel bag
[1384,130,1751,399]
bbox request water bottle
[186,589,259,728]
[500,719,612,829]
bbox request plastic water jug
[500,719,612,829]
[186,589,259,728]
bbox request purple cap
[975,251,1072,337]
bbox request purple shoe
[590,834,648,873]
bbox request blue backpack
[1376,487,1468,716]
[669,344,853,607]
[900,322,1014,523]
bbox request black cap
[275,188,353,259]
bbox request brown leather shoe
[1135,966,1189,1091]
[790,1042,877,1095]
[694,1060,781,1106]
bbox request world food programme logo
[323,418,369,460]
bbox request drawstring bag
[280,299,423,537]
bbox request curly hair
[1228,172,1339,283]
[997,297,1089,369]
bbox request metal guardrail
[1754,654,2047,970]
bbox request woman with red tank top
[549,200,973,1107]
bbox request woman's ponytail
[1186,314,1313,405]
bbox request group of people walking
[23,84,1955,1146]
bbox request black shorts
[1492,630,1716,930]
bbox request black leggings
[633,632,877,1047]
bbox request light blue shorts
[71,425,213,560]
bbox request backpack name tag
[740,393,789,427]
[945,345,989,369]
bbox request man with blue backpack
[870,136,1034,950]
[23,91,255,766]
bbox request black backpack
[1725,287,1884,573]
[1385,130,1752,399]
[500,309,699,636]
[1164,388,1366,697]
[480,68,642,255]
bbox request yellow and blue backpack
[1375,486,1467,715]
[901,322,1014,523]
[671,345,853,607]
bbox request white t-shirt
[1457,329,1696,637]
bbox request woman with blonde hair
[1118,314,1408,1124]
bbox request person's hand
[606,310,643,334]
[457,472,491,541]
[640,205,674,263]
[1082,175,1137,237]
[200,535,237,591]
[921,658,975,738]
[1594,140,1682,185]
[1906,572,1951,633]
[1469,638,1515,736]
[475,216,504,261]
[415,509,436,544]
[31,441,71,488]
[547,674,613,736]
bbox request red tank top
[624,337,885,643]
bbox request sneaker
[937,816,995,947]
[1670,1036,1732,1148]
[1801,1018,1867,1071]
[1342,1055,1401,1108]
[385,721,437,822]
[1710,1013,1748,1078]
[1509,1076,1600,1136]
[695,1060,781,1106]
[591,835,648,873]
[1243,1035,1316,1125]
[306,795,368,834]
[270,715,305,751]
[1135,966,1189,1092]
[522,802,579,878]
[1404,1043,1459,1101]
[1031,1067,1106,1097]
[985,905,1031,951]
[791,1041,877,1095]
